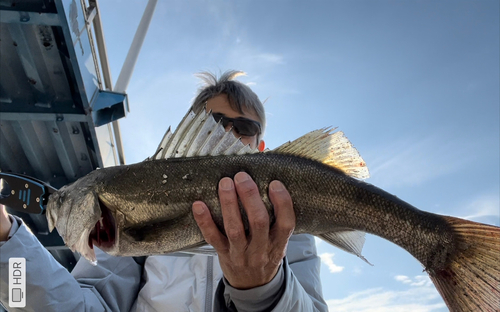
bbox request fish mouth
[88,197,116,251]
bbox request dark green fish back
[100,152,455,271]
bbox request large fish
[46,109,500,311]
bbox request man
[0,70,327,311]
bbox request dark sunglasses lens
[212,113,223,123]
[212,114,229,128]
[212,113,260,136]
[233,120,260,136]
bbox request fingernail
[234,172,249,184]
[193,202,205,215]
[270,181,284,192]
[220,178,233,190]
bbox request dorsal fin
[152,108,258,160]
[273,128,369,179]
[152,110,368,179]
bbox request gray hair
[191,70,266,140]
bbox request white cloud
[395,274,432,287]
[394,275,411,284]
[327,275,445,312]
[320,252,344,273]
[410,276,429,287]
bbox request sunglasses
[212,113,262,137]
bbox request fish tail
[428,216,500,311]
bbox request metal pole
[90,0,113,91]
[89,0,120,165]
[114,0,158,93]
[112,0,157,165]
[91,0,157,165]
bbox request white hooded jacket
[0,215,328,311]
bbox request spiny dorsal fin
[273,128,369,179]
[152,108,258,160]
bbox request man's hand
[0,205,12,241]
[192,172,295,289]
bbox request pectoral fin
[179,244,218,256]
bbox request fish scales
[77,153,456,272]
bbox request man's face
[206,94,261,149]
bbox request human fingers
[218,177,247,252]
[268,180,295,263]
[0,205,12,242]
[192,201,228,252]
[233,172,270,247]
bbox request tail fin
[428,217,499,311]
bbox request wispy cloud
[431,191,500,226]
[224,45,286,73]
[366,133,476,188]
[394,275,430,287]
[320,252,344,273]
[458,193,500,223]
[326,275,445,312]
[255,53,285,65]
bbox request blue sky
[99,1,499,310]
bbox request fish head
[47,180,104,265]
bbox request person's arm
[0,212,143,311]
[275,234,326,311]
[193,173,327,312]
[213,234,327,312]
